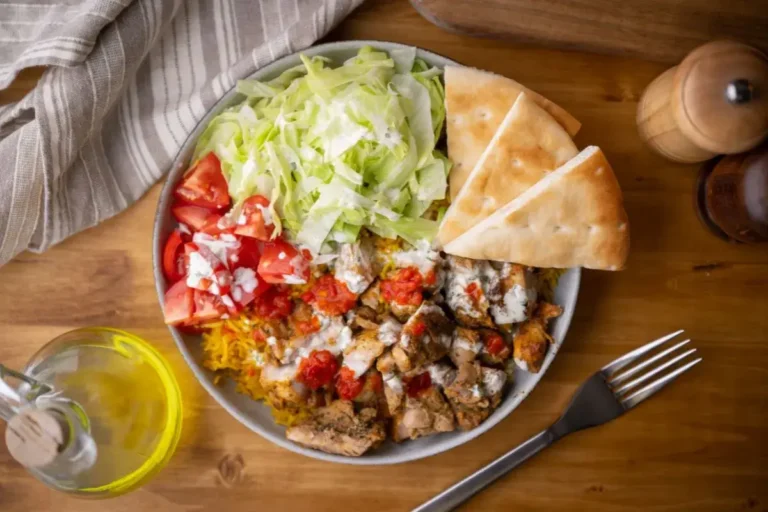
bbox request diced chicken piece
[334,240,377,295]
[376,348,398,374]
[427,362,456,389]
[259,363,308,409]
[353,370,385,408]
[443,362,507,430]
[391,387,456,442]
[478,329,513,366]
[489,263,538,332]
[450,327,483,366]
[381,371,404,416]
[376,317,402,346]
[513,302,563,373]
[391,301,454,372]
[272,316,351,364]
[347,306,380,331]
[443,256,499,329]
[342,329,386,379]
[360,279,386,313]
[391,302,419,323]
[286,400,386,457]
[388,240,444,292]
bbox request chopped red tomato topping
[294,315,321,335]
[408,320,427,337]
[335,367,365,400]
[234,195,274,241]
[174,153,230,210]
[162,230,187,283]
[257,239,310,284]
[368,371,383,394]
[484,331,509,358]
[251,286,293,320]
[298,350,339,390]
[171,204,215,231]
[301,274,357,316]
[163,280,194,326]
[252,329,267,343]
[381,267,424,306]
[424,269,437,286]
[404,372,432,397]
[466,282,482,303]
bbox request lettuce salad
[191,46,450,255]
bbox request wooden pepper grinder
[637,40,768,163]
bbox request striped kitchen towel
[0,0,363,266]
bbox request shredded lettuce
[192,46,448,254]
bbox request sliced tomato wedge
[163,280,194,326]
[162,230,187,283]
[230,236,262,269]
[174,153,230,210]
[234,195,274,241]
[190,290,227,323]
[171,204,215,231]
[257,239,310,284]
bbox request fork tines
[601,330,702,410]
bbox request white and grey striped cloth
[0,0,363,265]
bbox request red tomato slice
[234,195,274,241]
[335,367,365,400]
[171,204,215,231]
[163,280,194,325]
[174,153,230,210]
[162,230,186,283]
[230,267,270,308]
[230,236,262,269]
[257,239,310,284]
[298,350,339,390]
[190,290,227,323]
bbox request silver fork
[414,330,701,512]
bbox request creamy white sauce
[282,274,307,285]
[391,240,441,277]
[427,363,455,388]
[233,267,258,293]
[221,295,235,309]
[471,384,484,398]
[377,319,402,346]
[482,368,507,396]
[337,269,368,294]
[491,284,532,325]
[334,243,374,294]
[382,372,403,394]
[453,336,482,354]
[514,357,529,372]
[266,336,277,346]
[256,203,273,226]
[343,343,380,378]
[186,251,217,293]
[178,223,191,235]
[192,232,240,267]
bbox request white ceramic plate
[153,40,581,465]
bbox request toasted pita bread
[445,66,581,200]
[443,146,629,270]
[437,93,578,246]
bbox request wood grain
[1,1,767,511]
[410,0,768,63]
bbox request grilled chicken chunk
[513,302,563,373]
[259,363,308,409]
[443,362,507,430]
[450,327,483,366]
[347,306,380,331]
[381,371,405,416]
[443,256,498,329]
[334,240,377,296]
[286,400,386,457]
[489,263,538,332]
[391,301,454,372]
[391,387,456,442]
[342,329,386,379]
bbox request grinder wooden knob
[637,41,768,163]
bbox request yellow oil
[23,328,182,497]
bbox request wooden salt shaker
[637,40,768,163]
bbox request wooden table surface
[1,1,767,511]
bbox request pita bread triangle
[444,65,581,200]
[443,146,630,270]
[437,92,578,246]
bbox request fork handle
[412,428,559,512]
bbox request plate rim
[153,39,581,465]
